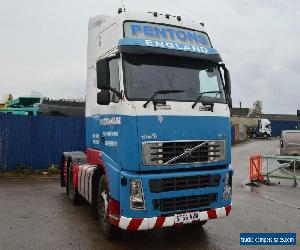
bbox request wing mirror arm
[219,63,232,108]
[106,87,123,99]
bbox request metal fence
[249,155,300,187]
[0,114,85,171]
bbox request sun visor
[119,39,222,62]
[119,22,223,62]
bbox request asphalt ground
[0,138,299,250]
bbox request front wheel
[98,175,118,240]
[263,133,268,139]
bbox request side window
[109,59,120,103]
[199,68,221,98]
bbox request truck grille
[142,140,225,165]
[149,174,220,193]
[153,193,217,212]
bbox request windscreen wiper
[192,91,222,109]
[143,90,185,109]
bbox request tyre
[65,165,69,195]
[60,158,66,187]
[249,133,253,138]
[263,133,268,139]
[97,175,118,240]
[60,168,65,187]
[68,165,81,205]
[252,133,257,138]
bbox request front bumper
[119,167,233,218]
[116,204,232,231]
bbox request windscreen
[123,54,226,103]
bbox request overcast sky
[0,0,299,114]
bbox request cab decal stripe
[154,217,166,229]
[127,218,144,231]
[207,209,217,219]
[225,204,232,215]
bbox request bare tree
[7,93,13,102]
[249,100,263,117]
[30,90,43,98]
[1,93,13,103]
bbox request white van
[280,130,300,156]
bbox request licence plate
[175,211,200,224]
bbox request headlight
[223,172,232,200]
[130,180,145,210]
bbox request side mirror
[227,97,232,108]
[96,59,110,90]
[96,58,123,99]
[224,67,231,97]
[220,64,232,108]
[97,90,110,105]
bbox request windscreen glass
[123,54,226,103]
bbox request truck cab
[248,118,272,139]
[61,10,233,239]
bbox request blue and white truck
[248,118,272,139]
[60,10,233,239]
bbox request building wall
[231,117,258,127]
[0,103,7,109]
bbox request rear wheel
[65,167,69,195]
[97,175,118,240]
[68,165,81,205]
[252,133,257,138]
[60,158,66,187]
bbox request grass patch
[0,163,59,177]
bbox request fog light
[130,180,145,210]
[223,172,232,200]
